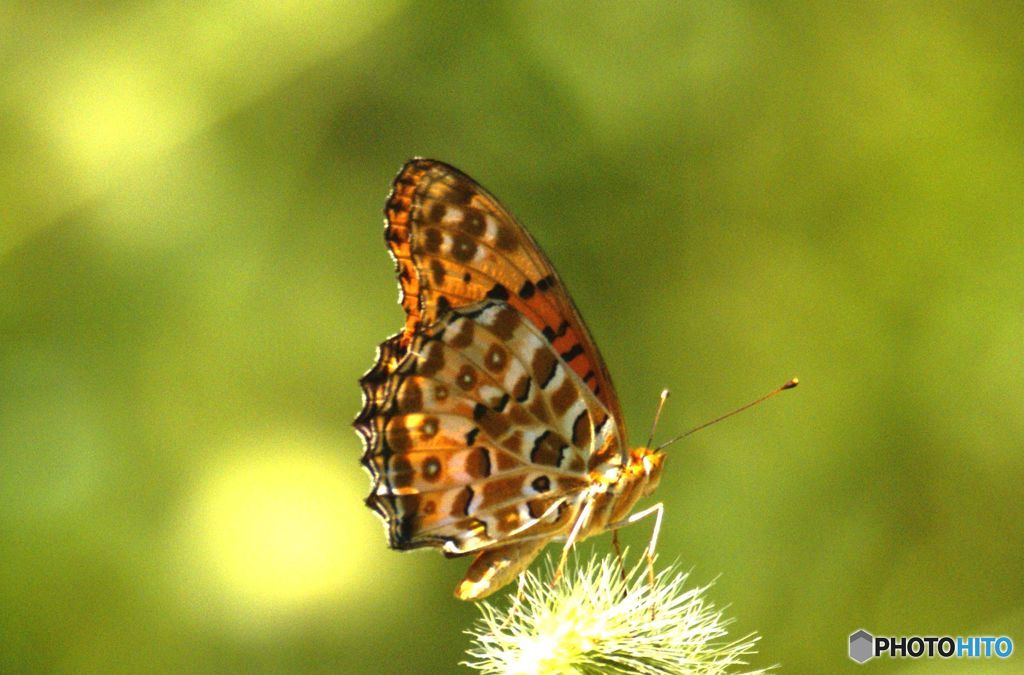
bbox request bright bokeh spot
[181,437,373,620]
[44,55,198,187]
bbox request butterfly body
[356,159,665,600]
[455,445,664,600]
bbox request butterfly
[356,159,668,600]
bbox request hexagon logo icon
[849,629,874,663]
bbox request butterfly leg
[496,572,529,630]
[610,530,628,588]
[607,501,663,555]
[604,502,664,615]
[550,498,594,588]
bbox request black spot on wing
[476,446,492,478]
[435,295,452,316]
[486,283,510,301]
[560,343,584,363]
[571,410,590,446]
[541,321,570,345]
[397,513,416,545]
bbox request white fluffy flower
[464,551,770,675]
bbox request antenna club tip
[783,377,799,389]
[660,388,671,399]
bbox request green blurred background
[2,2,1022,673]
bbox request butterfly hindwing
[359,301,618,555]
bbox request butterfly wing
[358,300,616,555]
[357,159,629,568]
[381,159,627,448]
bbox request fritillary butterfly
[356,159,667,600]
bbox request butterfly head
[628,446,666,497]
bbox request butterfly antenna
[645,389,671,449]
[654,378,799,451]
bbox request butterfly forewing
[382,159,626,449]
